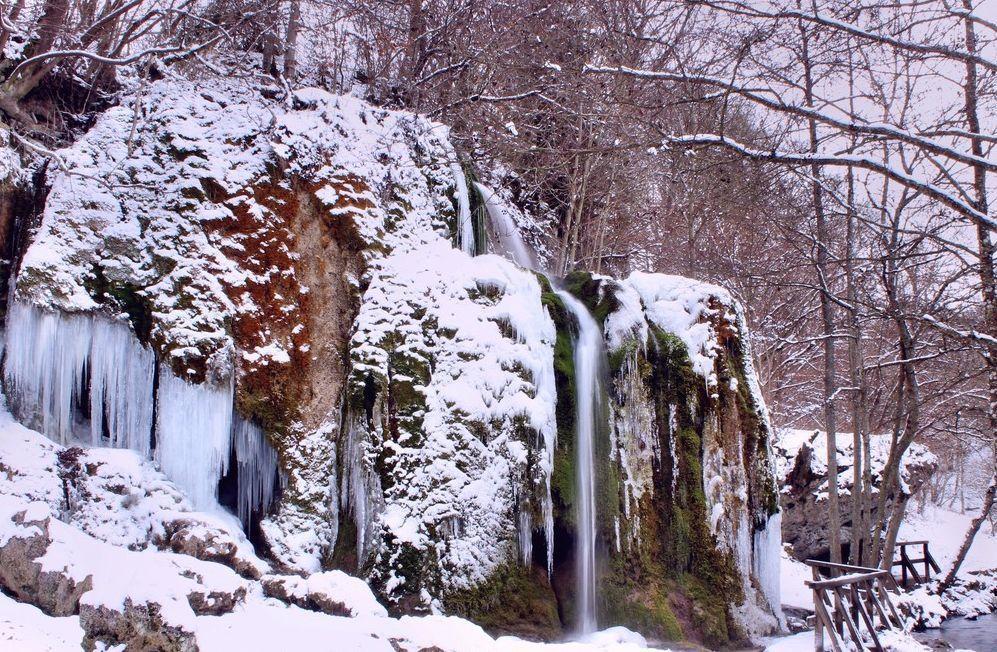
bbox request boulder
[776,429,937,561]
[262,570,388,618]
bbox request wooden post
[815,588,824,652]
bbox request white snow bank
[763,628,931,652]
[779,549,815,610]
[0,496,248,630]
[0,401,265,572]
[0,592,82,651]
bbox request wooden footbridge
[892,540,941,589]
[806,560,904,652]
[805,541,941,651]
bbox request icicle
[232,416,279,526]
[753,510,784,624]
[517,508,533,567]
[3,301,155,451]
[341,415,384,564]
[155,369,233,511]
[89,319,156,456]
[451,161,475,255]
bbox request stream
[914,613,997,651]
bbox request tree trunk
[800,18,842,564]
[283,0,302,81]
[845,166,869,566]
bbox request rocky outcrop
[0,497,248,650]
[776,429,937,561]
[543,271,783,646]
[0,506,90,616]
[80,600,198,652]
[2,78,784,644]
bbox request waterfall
[474,182,536,270]
[555,289,603,634]
[479,185,604,629]
[450,161,475,255]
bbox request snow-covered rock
[0,495,248,649]
[776,429,937,560]
[1,76,783,645]
[262,570,388,617]
[0,406,266,579]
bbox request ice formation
[3,301,242,513]
[4,301,155,455]
[231,417,281,527]
[754,510,783,622]
[155,370,234,512]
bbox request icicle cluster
[4,300,280,518]
[155,370,234,511]
[517,505,533,567]
[4,301,155,454]
[341,415,384,563]
[232,417,280,526]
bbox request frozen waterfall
[4,301,155,454]
[232,416,281,526]
[555,289,604,634]
[155,369,234,511]
[3,299,280,517]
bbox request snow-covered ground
[779,550,815,611]
[0,592,83,651]
[0,400,665,651]
[899,502,997,575]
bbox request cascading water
[450,161,475,255]
[478,182,604,632]
[474,182,536,270]
[555,289,603,634]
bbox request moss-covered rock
[444,563,561,640]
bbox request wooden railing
[892,540,941,588]
[806,560,904,652]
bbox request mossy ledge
[600,325,748,649]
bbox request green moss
[464,165,488,256]
[680,573,739,648]
[562,271,621,327]
[596,323,746,646]
[600,564,685,642]
[444,563,560,640]
[541,286,578,524]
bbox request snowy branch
[584,65,997,173]
[656,133,993,229]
